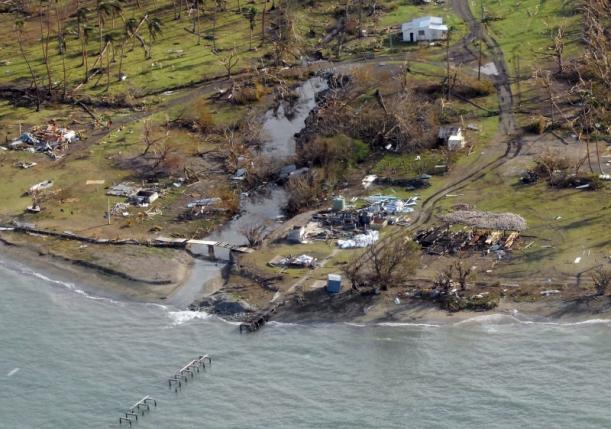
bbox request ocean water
[1,259,611,429]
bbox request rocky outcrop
[190,293,255,318]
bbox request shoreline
[1,233,610,326]
[0,236,192,305]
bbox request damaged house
[9,122,78,159]
[416,210,527,255]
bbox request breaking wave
[167,310,213,326]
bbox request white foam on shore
[453,314,520,326]
[27,270,121,304]
[377,322,441,328]
[453,313,611,327]
[167,310,212,326]
[267,321,301,327]
[7,368,20,377]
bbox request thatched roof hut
[441,210,527,232]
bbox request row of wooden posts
[119,396,157,427]
[118,354,211,426]
[168,354,212,392]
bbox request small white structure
[287,226,306,244]
[402,16,448,43]
[438,126,466,150]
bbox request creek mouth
[169,76,329,308]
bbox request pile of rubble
[415,226,520,256]
[287,194,417,248]
[9,122,78,160]
[315,195,417,232]
[269,254,318,268]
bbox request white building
[438,126,466,150]
[402,16,448,43]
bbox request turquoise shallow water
[1,258,611,429]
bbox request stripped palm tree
[103,33,114,90]
[15,19,41,111]
[96,1,114,51]
[124,17,138,51]
[146,16,163,58]
[72,6,90,39]
[108,0,124,30]
[81,25,93,80]
[243,6,256,50]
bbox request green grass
[434,170,611,280]
[372,150,449,179]
[483,0,581,71]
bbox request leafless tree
[239,222,267,248]
[366,237,419,290]
[141,119,169,156]
[218,48,240,79]
[592,268,610,296]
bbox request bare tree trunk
[118,40,126,79]
[106,47,111,91]
[261,0,266,46]
[83,39,89,81]
[445,29,451,101]
[18,33,41,111]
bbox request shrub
[286,169,327,215]
[298,134,369,167]
[232,82,265,104]
[183,99,214,130]
[524,116,548,134]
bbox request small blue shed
[327,274,342,294]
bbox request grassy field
[435,171,610,281]
[0,0,462,98]
[0,90,254,239]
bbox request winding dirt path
[408,0,523,231]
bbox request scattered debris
[110,202,130,217]
[337,230,379,249]
[574,257,582,264]
[28,180,53,195]
[26,204,41,213]
[15,161,37,169]
[187,198,221,209]
[232,168,247,181]
[269,254,318,268]
[540,289,560,296]
[86,179,105,185]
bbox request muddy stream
[168,77,328,307]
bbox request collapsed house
[181,197,228,220]
[416,210,526,256]
[287,195,418,247]
[106,182,161,208]
[9,123,78,159]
